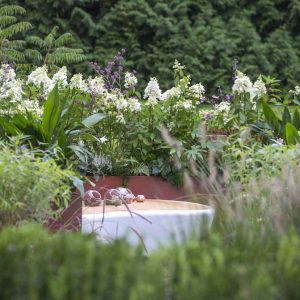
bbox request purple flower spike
[200,97,206,104]
[225,94,233,102]
[204,112,213,120]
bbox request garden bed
[84,175,210,200]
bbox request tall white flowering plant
[231,70,267,125]
[153,60,206,138]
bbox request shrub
[0,224,300,299]
[1,161,300,299]
[0,142,76,227]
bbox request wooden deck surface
[83,199,207,214]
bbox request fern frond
[0,21,32,39]
[24,49,43,63]
[0,5,26,17]
[53,47,84,54]
[6,48,25,62]
[48,52,86,64]
[0,16,16,28]
[44,26,59,48]
[7,39,25,50]
[54,33,73,48]
[26,35,46,48]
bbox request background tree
[5,0,300,92]
[25,26,86,71]
[0,3,32,63]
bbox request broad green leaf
[82,113,106,127]
[0,117,19,135]
[293,109,300,130]
[281,106,291,125]
[72,176,85,197]
[42,84,60,141]
[262,101,280,134]
[285,123,300,145]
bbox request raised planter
[44,191,82,232]
[85,175,210,200]
[45,175,213,233]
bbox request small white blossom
[99,136,108,144]
[146,97,158,107]
[174,100,193,110]
[289,86,300,96]
[27,65,53,96]
[252,77,267,98]
[78,139,85,147]
[0,64,23,104]
[214,101,231,123]
[127,97,141,112]
[232,71,253,95]
[17,98,42,116]
[87,76,106,96]
[70,73,88,92]
[144,77,161,101]
[52,66,68,88]
[115,96,128,111]
[161,87,181,100]
[173,60,186,72]
[0,64,16,82]
[189,83,205,98]
[0,78,23,102]
[124,72,138,89]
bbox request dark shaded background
[8,0,300,92]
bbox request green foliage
[224,139,300,183]
[262,101,300,144]
[25,26,86,69]
[1,175,300,299]
[0,141,76,227]
[0,85,106,160]
[262,101,280,135]
[6,0,300,91]
[0,4,32,63]
[285,123,300,145]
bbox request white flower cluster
[214,101,231,123]
[114,95,128,111]
[87,76,106,96]
[232,71,267,106]
[189,83,205,98]
[144,77,162,106]
[252,77,267,98]
[124,72,138,89]
[70,73,87,91]
[232,71,253,95]
[52,66,68,89]
[17,98,42,116]
[0,64,43,116]
[173,60,186,72]
[0,64,23,104]
[27,65,53,97]
[70,74,107,97]
[161,87,181,100]
[289,86,300,96]
[174,100,193,110]
[127,97,141,112]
